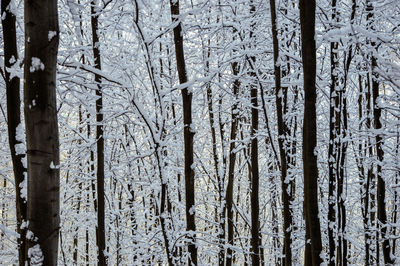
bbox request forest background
[0,0,399,265]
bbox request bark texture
[90,1,107,265]
[327,1,339,263]
[299,0,323,264]
[366,1,393,263]
[248,4,260,265]
[24,0,60,264]
[269,0,292,264]
[225,60,240,266]
[1,0,27,264]
[170,1,198,264]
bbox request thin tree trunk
[366,73,377,265]
[90,1,106,265]
[269,0,292,264]
[170,101,183,260]
[299,0,323,264]
[248,2,260,265]
[249,58,260,266]
[337,94,348,266]
[86,186,90,265]
[24,0,60,263]
[365,1,393,263]
[1,0,27,264]
[358,76,371,266]
[157,151,174,266]
[371,57,392,264]
[337,3,357,263]
[73,181,82,264]
[225,60,240,266]
[169,1,197,264]
[74,27,86,262]
[124,125,137,262]
[391,128,399,257]
[327,1,339,264]
[1,179,7,250]
[73,105,84,265]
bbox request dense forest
[0,0,399,265]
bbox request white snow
[50,161,60,169]
[9,56,16,64]
[28,244,44,266]
[0,223,19,238]
[48,31,57,41]
[15,143,25,156]
[20,220,29,229]
[30,57,45,72]
[26,230,34,240]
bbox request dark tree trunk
[365,1,393,263]
[86,187,90,264]
[392,129,399,258]
[366,74,377,265]
[73,106,84,264]
[371,57,392,264]
[337,95,348,266]
[249,64,260,265]
[23,0,60,264]
[90,1,106,265]
[249,3,260,264]
[225,61,240,266]
[299,0,323,264]
[153,147,173,266]
[327,1,339,264]
[358,76,372,266]
[1,0,27,264]
[169,1,198,264]
[269,0,292,264]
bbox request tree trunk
[90,1,106,265]
[73,107,82,265]
[225,61,240,266]
[299,0,323,264]
[366,73,378,265]
[269,0,292,264]
[327,1,339,264]
[23,0,60,264]
[365,1,393,263]
[169,1,198,264]
[248,17,260,266]
[1,0,27,264]
[391,128,399,258]
[371,57,392,264]
[249,64,261,265]
[248,3,260,265]
[358,76,372,266]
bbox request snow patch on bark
[50,161,60,169]
[28,244,44,266]
[30,57,44,72]
[48,31,57,41]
